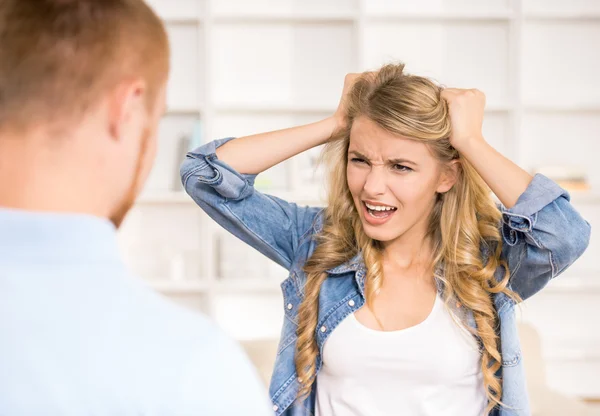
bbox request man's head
[0,0,170,227]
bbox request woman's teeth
[364,202,397,219]
[365,202,397,212]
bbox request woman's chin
[361,221,401,243]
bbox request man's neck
[0,136,110,217]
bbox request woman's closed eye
[393,164,413,172]
[350,157,413,172]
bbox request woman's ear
[437,160,460,193]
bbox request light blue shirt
[0,208,272,416]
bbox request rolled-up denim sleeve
[500,174,591,301]
[180,137,322,271]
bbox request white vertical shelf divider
[509,0,524,165]
[202,0,217,315]
[356,0,366,71]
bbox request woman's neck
[381,229,434,278]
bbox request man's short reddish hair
[0,0,169,133]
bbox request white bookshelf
[119,0,600,401]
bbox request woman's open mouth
[362,201,397,225]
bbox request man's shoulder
[146,294,272,415]
[132,283,220,339]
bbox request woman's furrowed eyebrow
[348,150,417,166]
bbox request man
[0,1,271,414]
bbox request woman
[180,64,590,416]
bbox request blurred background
[117,0,600,414]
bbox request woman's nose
[363,166,387,196]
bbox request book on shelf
[532,165,591,192]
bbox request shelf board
[569,192,600,204]
[543,345,600,361]
[158,10,600,24]
[486,104,513,112]
[135,189,599,207]
[524,104,600,113]
[531,334,600,361]
[215,103,336,114]
[543,273,600,293]
[524,12,600,21]
[213,12,358,24]
[266,189,600,207]
[166,106,203,116]
[135,189,326,206]
[216,103,512,114]
[366,11,514,21]
[159,11,600,24]
[147,279,284,295]
[214,279,281,293]
[147,274,600,296]
[136,191,191,204]
[162,17,204,25]
[147,280,211,294]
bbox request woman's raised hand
[333,73,363,131]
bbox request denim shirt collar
[325,252,367,299]
[326,251,364,274]
[325,251,455,312]
[313,212,365,276]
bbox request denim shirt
[181,137,591,416]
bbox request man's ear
[107,79,147,141]
[437,160,460,193]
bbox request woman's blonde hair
[295,63,519,414]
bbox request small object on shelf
[299,145,326,186]
[254,163,289,191]
[172,120,202,191]
[532,165,591,192]
[216,232,271,280]
[254,176,274,190]
[189,119,203,149]
[173,133,190,191]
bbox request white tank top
[315,295,487,416]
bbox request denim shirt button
[348,299,355,307]
[287,303,293,310]
[320,325,327,333]
[273,405,278,411]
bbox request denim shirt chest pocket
[314,271,365,352]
